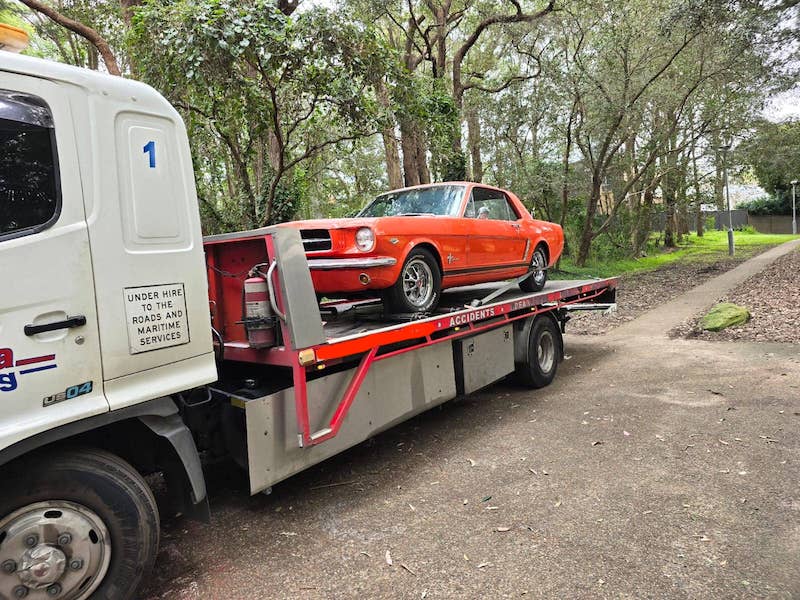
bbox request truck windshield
[357,185,466,217]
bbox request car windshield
[357,185,466,217]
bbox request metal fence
[651,209,749,232]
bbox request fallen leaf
[529,468,537,475]
[481,496,492,502]
[542,469,549,475]
[718,439,729,446]
[477,562,490,569]
[496,526,511,532]
[468,458,476,467]
[408,503,416,512]
[592,441,603,446]
[385,550,393,566]
[360,551,371,557]
[554,499,562,508]
[401,563,416,575]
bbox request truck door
[81,90,214,410]
[0,76,107,451]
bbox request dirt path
[141,243,800,600]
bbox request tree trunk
[576,178,602,266]
[376,83,403,189]
[466,107,483,182]
[632,186,656,257]
[400,119,421,187]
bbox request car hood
[279,218,379,230]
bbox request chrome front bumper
[306,257,398,270]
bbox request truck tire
[0,448,159,600]
[384,247,442,313]
[515,315,561,388]
[519,244,548,293]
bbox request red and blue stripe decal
[16,354,57,375]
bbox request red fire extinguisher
[243,276,276,348]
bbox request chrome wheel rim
[537,330,555,373]
[532,248,547,286]
[402,257,434,308]
[0,501,111,600]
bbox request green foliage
[129,0,397,230]
[738,194,792,216]
[740,120,800,199]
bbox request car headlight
[355,227,375,252]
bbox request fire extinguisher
[243,276,276,348]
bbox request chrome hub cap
[537,330,555,373]
[19,545,66,588]
[402,258,434,308]
[0,502,111,599]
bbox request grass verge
[553,230,798,279]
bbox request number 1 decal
[143,140,156,168]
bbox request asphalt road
[142,244,800,600]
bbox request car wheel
[384,247,442,313]
[0,448,159,600]
[519,244,548,293]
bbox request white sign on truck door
[124,283,190,354]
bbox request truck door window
[0,90,60,241]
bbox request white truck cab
[0,51,217,447]
[1,32,216,600]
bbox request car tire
[384,247,442,313]
[519,244,548,293]
[515,315,561,389]
[0,447,159,600]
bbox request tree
[131,0,397,230]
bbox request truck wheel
[384,247,442,313]
[515,315,561,388]
[0,448,159,600]
[519,244,548,293]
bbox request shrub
[738,194,791,216]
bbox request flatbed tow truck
[0,33,617,600]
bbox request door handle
[25,315,87,336]
[512,223,521,230]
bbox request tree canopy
[6,0,799,261]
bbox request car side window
[0,90,60,242]
[468,187,518,221]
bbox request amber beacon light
[0,23,29,53]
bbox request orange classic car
[282,182,564,313]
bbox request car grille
[300,229,332,252]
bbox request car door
[0,75,107,451]
[465,187,529,269]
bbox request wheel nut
[13,585,28,598]
[69,559,83,570]
[57,533,72,546]
[2,559,17,573]
[23,535,37,548]
[46,583,61,596]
